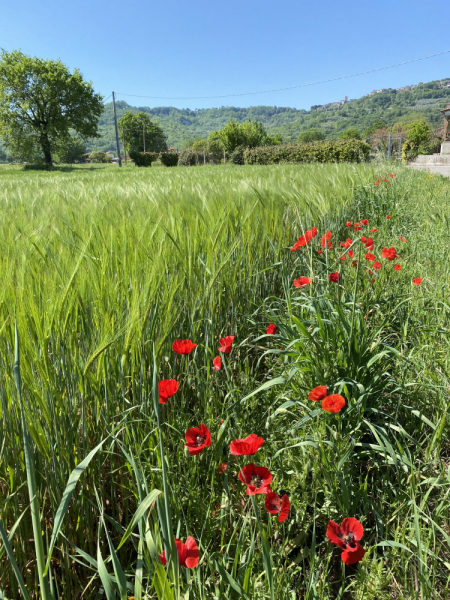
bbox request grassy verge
[0,164,448,599]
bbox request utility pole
[143,123,146,153]
[112,92,122,167]
[122,129,127,164]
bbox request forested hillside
[88,78,450,152]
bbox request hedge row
[243,140,371,165]
[129,151,179,167]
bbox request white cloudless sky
[1,0,449,110]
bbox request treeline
[86,79,450,153]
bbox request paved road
[409,165,450,177]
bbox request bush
[23,162,54,171]
[229,145,246,165]
[297,129,324,143]
[159,152,179,167]
[339,128,361,140]
[89,151,109,163]
[129,151,159,167]
[244,140,370,165]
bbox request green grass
[0,163,449,599]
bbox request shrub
[229,145,246,165]
[298,129,325,142]
[129,151,159,167]
[89,151,109,163]
[159,152,179,167]
[339,128,361,140]
[244,140,370,165]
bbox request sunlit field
[0,163,449,599]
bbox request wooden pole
[112,92,122,167]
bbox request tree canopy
[118,111,167,154]
[298,129,325,142]
[0,49,103,164]
[209,119,282,152]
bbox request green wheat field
[0,162,449,599]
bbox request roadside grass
[0,163,449,599]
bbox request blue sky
[1,0,448,110]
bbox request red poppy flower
[265,491,290,522]
[364,237,373,247]
[353,225,362,231]
[327,517,364,552]
[185,424,211,455]
[346,221,353,227]
[159,537,199,569]
[375,180,380,186]
[361,236,367,243]
[308,385,327,401]
[218,336,234,353]
[322,394,345,413]
[342,543,366,565]
[230,433,265,456]
[339,255,346,261]
[293,276,313,288]
[317,249,323,254]
[347,250,354,258]
[412,278,423,285]
[370,228,378,233]
[218,463,227,474]
[385,215,391,219]
[321,231,332,247]
[361,219,369,225]
[381,247,398,261]
[399,236,407,243]
[266,323,277,335]
[238,463,272,495]
[389,173,395,178]
[372,261,381,270]
[329,272,340,283]
[158,379,179,404]
[340,238,353,248]
[366,245,374,251]
[365,253,375,262]
[291,227,318,250]
[394,264,401,271]
[213,356,221,370]
[172,339,197,355]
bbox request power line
[114,49,450,100]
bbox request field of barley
[0,162,449,600]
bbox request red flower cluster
[381,247,399,261]
[329,272,340,283]
[266,323,277,334]
[291,227,318,250]
[327,518,366,565]
[308,386,346,413]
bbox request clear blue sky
[1,0,448,110]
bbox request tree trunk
[39,132,52,164]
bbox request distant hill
[87,78,450,153]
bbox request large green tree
[118,111,167,154]
[211,119,282,152]
[0,50,103,164]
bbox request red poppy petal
[341,543,366,565]
[326,520,346,550]
[265,491,281,514]
[159,551,167,565]
[341,517,364,542]
[278,495,290,522]
[322,394,346,413]
[308,385,328,401]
